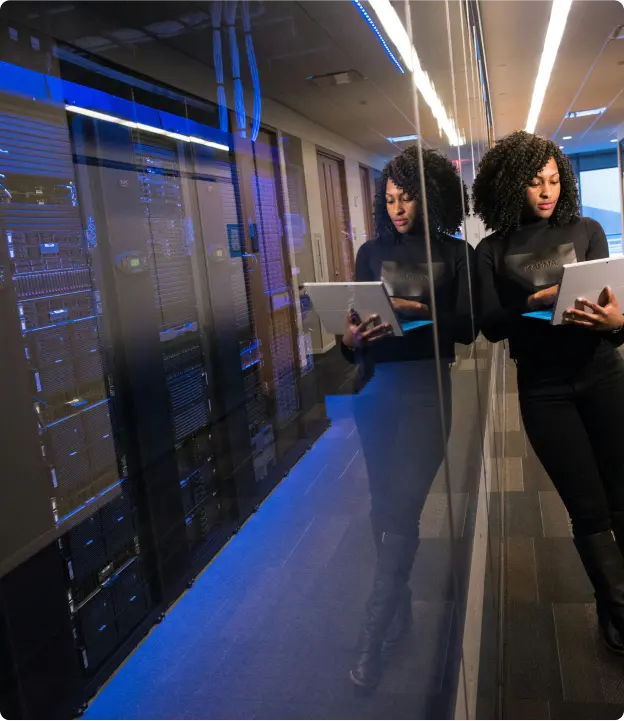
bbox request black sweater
[342,233,477,364]
[476,216,624,367]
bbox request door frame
[359,163,376,243]
[316,147,354,281]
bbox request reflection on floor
[503,364,624,721]
[83,393,460,720]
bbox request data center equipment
[0,25,328,719]
[0,92,152,719]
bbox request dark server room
[0,12,331,718]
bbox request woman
[474,130,624,654]
[342,146,477,689]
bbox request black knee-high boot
[601,513,624,653]
[350,533,419,689]
[383,585,413,651]
[368,520,414,652]
[610,512,624,558]
[574,531,624,654]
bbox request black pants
[518,343,624,536]
[353,360,452,540]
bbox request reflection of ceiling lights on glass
[525,0,572,133]
[352,0,404,73]
[611,138,619,143]
[562,135,572,140]
[565,107,606,119]
[65,105,230,151]
[356,0,463,146]
[387,134,419,142]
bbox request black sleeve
[354,241,375,281]
[475,236,527,343]
[584,218,624,346]
[340,243,373,364]
[436,241,479,345]
[584,217,609,261]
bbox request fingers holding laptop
[562,286,624,331]
[343,309,393,349]
[390,297,430,319]
[527,284,559,311]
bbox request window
[579,166,623,257]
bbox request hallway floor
[83,392,462,720]
[502,364,624,720]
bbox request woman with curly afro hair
[341,146,477,689]
[474,130,624,655]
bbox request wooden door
[317,152,353,281]
[359,164,375,243]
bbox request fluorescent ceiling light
[611,138,619,143]
[562,135,572,140]
[387,134,419,143]
[525,0,572,134]
[559,145,565,149]
[65,105,136,128]
[565,107,606,119]
[367,0,464,146]
[65,104,230,151]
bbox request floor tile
[534,538,594,603]
[504,698,551,719]
[504,602,563,701]
[506,492,544,538]
[504,457,524,492]
[539,491,572,539]
[494,430,526,458]
[507,537,539,603]
[549,701,624,720]
[553,603,605,704]
[584,604,624,705]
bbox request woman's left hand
[391,298,430,319]
[562,286,624,332]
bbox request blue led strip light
[352,0,404,74]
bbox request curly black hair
[375,146,468,242]
[472,130,580,235]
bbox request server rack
[0,94,151,719]
[134,138,221,561]
[0,29,330,718]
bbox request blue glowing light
[86,216,97,249]
[351,0,404,74]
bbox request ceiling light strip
[65,105,230,151]
[387,134,419,142]
[352,0,405,74]
[564,107,605,119]
[525,0,573,134]
[367,0,463,146]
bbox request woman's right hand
[527,284,559,311]
[342,309,393,349]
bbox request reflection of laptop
[522,256,624,326]
[401,319,432,331]
[302,281,432,336]
[523,309,554,321]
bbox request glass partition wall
[0,2,502,719]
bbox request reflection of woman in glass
[341,147,476,689]
[474,131,624,654]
